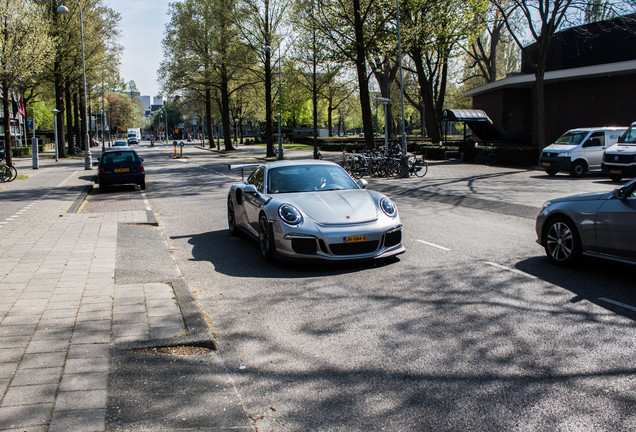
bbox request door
[594,183,636,260]
[582,131,605,169]
[243,166,266,236]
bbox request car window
[618,126,636,144]
[102,151,139,165]
[267,164,359,193]
[585,132,604,147]
[248,166,265,192]
[555,131,587,145]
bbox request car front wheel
[258,214,275,260]
[227,198,238,236]
[569,160,586,177]
[543,216,582,265]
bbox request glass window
[555,131,587,145]
[267,164,359,193]
[248,166,265,192]
[585,132,604,147]
[619,126,636,144]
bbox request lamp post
[395,0,407,157]
[375,98,390,150]
[57,1,91,169]
[163,107,168,145]
[51,109,60,162]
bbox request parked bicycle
[475,147,497,166]
[0,150,18,182]
[405,151,428,177]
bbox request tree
[0,0,53,165]
[312,0,391,150]
[240,0,290,157]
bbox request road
[99,142,636,431]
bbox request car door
[582,131,605,169]
[594,182,636,260]
[243,166,267,236]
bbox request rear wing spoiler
[229,163,260,180]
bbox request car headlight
[380,197,398,217]
[278,204,302,225]
[558,152,571,157]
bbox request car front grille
[291,238,318,255]
[605,154,633,163]
[329,241,379,256]
[383,230,401,248]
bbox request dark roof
[522,13,636,73]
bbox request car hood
[543,144,578,152]
[283,189,379,224]
[550,191,613,204]
[606,144,636,153]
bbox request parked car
[536,178,636,266]
[112,140,129,147]
[227,160,405,262]
[602,121,636,182]
[539,127,627,177]
[97,148,145,192]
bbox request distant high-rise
[153,96,163,106]
[140,95,151,111]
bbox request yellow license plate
[115,168,130,173]
[610,169,622,174]
[345,235,367,243]
[542,162,551,167]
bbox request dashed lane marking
[0,191,51,228]
[598,298,636,313]
[485,261,538,279]
[415,239,451,251]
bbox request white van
[602,121,636,181]
[539,127,627,177]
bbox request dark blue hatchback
[97,148,145,192]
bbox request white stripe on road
[141,191,152,211]
[485,262,537,279]
[415,239,451,251]
[598,298,636,313]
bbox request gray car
[536,178,636,265]
[227,160,405,262]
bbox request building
[464,13,636,145]
[140,95,151,111]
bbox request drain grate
[132,345,213,356]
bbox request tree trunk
[65,79,74,155]
[54,58,67,158]
[205,88,214,149]
[353,0,375,149]
[79,84,87,152]
[220,66,233,151]
[73,91,80,152]
[265,48,273,156]
[411,49,441,143]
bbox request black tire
[484,152,497,166]
[227,197,238,236]
[258,214,275,260]
[98,181,108,193]
[546,170,558,177]
[475,152,486,164]
[139,179,146,190]
[413,159,428,177]
[569,160,586,177]
[543,215,582,266]
[610,175,623,182]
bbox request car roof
[102,148,136,154]
[264,159,338,169]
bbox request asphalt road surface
[107,143,636,431]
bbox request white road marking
[598,298,636,313]
[141,191,152,211]
[485,262,538,279]
[415,239,451,251]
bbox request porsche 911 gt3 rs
[227,160,405,262]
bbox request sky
[106,0,172,97]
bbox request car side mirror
[613,187,627,200]
[357,178,368,189]
[244,184,258,194]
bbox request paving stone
[1,383,58,406]
[73,319,111,332]
[0,348,25,363]
[71,331,110,345]
[147,306,181,318]
[31,327,73,341]
[49,407,106,432]
[63,357,109,374]
[19,352,67,370]
[0,403,51,430]
[53,389,107,411]
[25,339,69,354]
[10,366,63,386]
[67,343,109,360]
[59,372,108,392]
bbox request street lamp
[57,1,92,170]
[51,109,60,162]
[395,0,407,157]
[375,98,390,150]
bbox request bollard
[179,141,184,158]
[32,137,39,169]
[174,142,177,157]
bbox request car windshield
[113,141,127,146]
[618,126,636,144]
[555,131,587,145]
[101,151,138,165]
[267,164,359,194]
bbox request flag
[18,98,25,117]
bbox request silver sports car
[227,160,405,262]
[536,178,636,266]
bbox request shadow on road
[172,229,400,279]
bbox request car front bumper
[602,162,636,178]
[539,156,571,171]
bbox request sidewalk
[0,160,250,431]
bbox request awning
[442,109,505,142]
